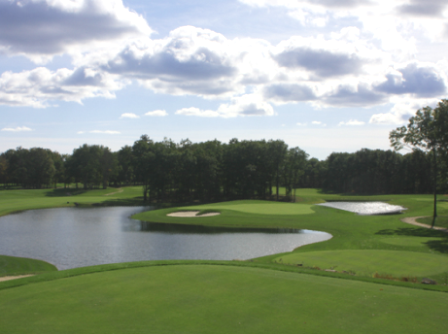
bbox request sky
[0,0,447,160]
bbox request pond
[0,207,332,270]
[317,201,406,215]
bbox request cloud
[397,0,447,18]
[120,113,139,119]
[275,48,363,78]
[176,94,274,118]
[312,121,322,125]
[322,84,386,107]
[145,110,168,117]
[101,26,240,97]
[263,84,317,103]
[176,107,219,117]
[1,126,32,132]
[297,122,307,126]
[369,98,439,124]
[238,0,448,55]
[338,119,365,126]
[0,0,152,61]
[0,67,122,107]
[375,63,447,98]
[90,130,121,134]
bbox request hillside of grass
[1,261,447,334]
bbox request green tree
[390,99,448,228]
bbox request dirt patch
[167,211,220,218]
[104,188,124,196]
[401,216,448,233]
[0,275,34,282]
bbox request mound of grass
[275,250,448,278]
[0,255,57,277]
[1,264,447,334]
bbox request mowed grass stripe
[276,250,448,277]
[0,265,447,334]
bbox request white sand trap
[167,211,220,218]
[0,275,34,282]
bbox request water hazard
[0,207,332,270]
[317,201,406,215]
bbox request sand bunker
[0,275,34,282]
[167,211,220,218]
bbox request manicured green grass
[276,250,448,277]
[185,201,314,215]
[1,263,448,334]
[0,255,57,277]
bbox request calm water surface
[318,202,406,215]
[0,207,332,270]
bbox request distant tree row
[0,136,446,199]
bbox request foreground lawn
[1,263,447,334]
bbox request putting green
[275,250,448,277]
[1,265,447,334]
[188,203,314,215]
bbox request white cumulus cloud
[338,119,365,126]
[145,110,168,117]
[0,0,153,62]
[1,126,32,132]
[120,113,139,119]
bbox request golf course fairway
[1,187,448,333]
[1,263,447,334]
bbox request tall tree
[390,100,448,228]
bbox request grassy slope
[0,255,57,277]
[1,262,447,334]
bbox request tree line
[0,135,446,201]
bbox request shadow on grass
[376,227,447,238]
[424,239,448,254]
[376,227,448,253]
[45,189,87,197]
[90,198,147,207]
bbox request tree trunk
[431,148,437,228]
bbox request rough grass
[1,263,448,334]
[275,250,448,278]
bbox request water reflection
[318,201,406,215]
[0,207,332,270]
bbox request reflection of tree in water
[136,221,302,235]
[376,227,448,253]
